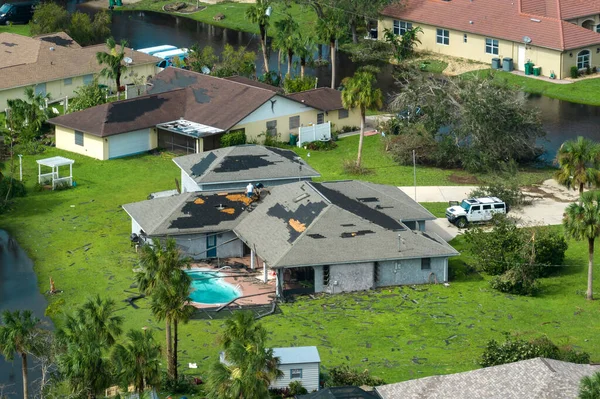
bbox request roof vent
[49,47,55,51]
[530,18,541,22]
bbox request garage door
[108,129,152,159]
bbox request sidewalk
[398,186,476,203]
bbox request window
[338,109,349,119]
[436,29,449,45]
[64,77,72,86]
[463,34,468,43]
[483,205,491,210]
[317,113,324,124]
[266,120,277,136]
[577,50,591,69]
[83,74,94,85]
[494,203,505,209]
[323,265,330,286]
[393,20,413,36]
[485,38,499,55]
[470,205,481,212]
[421,258,431,270]
[75,130,84,146]
[289,115,300,130]
[596,24,600,33]
[290,369,303,379]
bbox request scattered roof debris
[311,183,406,231]
[341,223,355,227]
[294,193,310,203]
[194,198,205,204]
[191,152,217,177]
[220,208,235,215]
[213,155,277,173]
[308,233,326,239]
[289,219,306,233]
[225,193,253,205]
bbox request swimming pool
[186,270,241,304]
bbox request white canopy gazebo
[37,156,74,190]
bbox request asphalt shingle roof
[172,145,320,185]
[376,357,600,399]
[287,87,346,112]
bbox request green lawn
[466,69,600,106]
[421,202,450,218]
[3,144,591,395]
[0,24,31,36]
[124,1,317,37]
[294,134,553,186]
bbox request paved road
[399,184,572,241]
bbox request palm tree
[245,0,271,74]
[294,34,316,79]
[135,237,191,381]
[206,311,282,399]
[96,37,128,99]
[555,137,600,198]
[563,190,600,300]
[341,71,383,168]
[7,87,53,142]
[316,11,344,89]
[273,12,299,78]
[579,371,600,399]
[77,295,123,346]
[0,310,40,399]
[112,329,162,396]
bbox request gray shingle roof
[376,358,600,399]
[234,182,457,268]
[122,190,252,236]
[172,145,320,185]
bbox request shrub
[570,66,579,79]
[220,129,247,147]
[328,365,385,387]
[386,123,439,166]
[283,76,317,94]
[342,159,372,176]
[340,126,359,133]
[288,381,308,396]
[586,65,592,75]
[14,141,46,155]
[490,266,539,296]
[0,177,26,200]
[532,228,568,277]
[480,335,590,367]
[468,180,527,209]
[305,140,337,151]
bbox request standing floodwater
[0,230,52,398]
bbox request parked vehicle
[136,45,178,56]
[154,48,188,68]
[0,1,35,25]
[397,105,422,123]
[445,197,508,228]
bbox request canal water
[0,231,52,399]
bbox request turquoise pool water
[186,270,241,304]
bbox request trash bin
[289,133,298,146]
[115,0,122,6]
[533,66,541,76]
[524,61,534,75]
[502,57,514,72]
[491,58,501,70]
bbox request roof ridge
[540,357,557,373]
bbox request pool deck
[189,257,275,309]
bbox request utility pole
[413,150,417,201]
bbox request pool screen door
[206,235,217,257]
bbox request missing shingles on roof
[191,152,218,177]
[213,155,276,173]
[169,193,246,230]
[267,201,328,243]
[340,230,375,238]
[148,70,198,94]
[192,87,211,104]
[106,96,169,124]
[312,182,405,231]
[341,223,355,227]
[225,193,253,205]
[308,233,326,239]
[357,197,379,202]
[268,147,302,163]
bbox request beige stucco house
[379,0,600,79]
[0,32,160,110]
[48,68,361,160]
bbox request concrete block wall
[326,262,374,293]
[376,257,447,287]
[173,231,243,260]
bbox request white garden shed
[37,156,74,190]
[271,346,321,392]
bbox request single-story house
[0,32,159,110]
[271,346,321,392]
[379,0,600,79]
[123,178,456,296]
[298,386,380,399]
[48,68,361,160]
[173,145,320,193]
[376,357,600,399]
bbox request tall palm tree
[136,237,191,381]
[555,137,600,198]
[316,11,344,89]
[294,34,316,79]
[579,371,600,399]
[206,311,282,399]
[563,190,600,300]
[342,71,383,168]
[0,310,40,399]
[111,329,162,395]
[245,0,271,74]
[273,12,299,78]
[96,37,128,98]
[77,295,123,346]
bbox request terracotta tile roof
[557,0,600,20]
[381,0,600,51]
[49,68,278,137]
[0,32,160,90]
[286,87,345,111]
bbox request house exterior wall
[378,18,569,78]
[55,126,107,160]
[561,44,598,77]
[376,257,448,287]
[270,362,320,392]
[325,262,374,293]
[181,170,199,193]
[171,231,243,260]
[0,63,158,110]
[568,15,600,27]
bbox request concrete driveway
[399,181,576,241]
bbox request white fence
[298,121,331,147]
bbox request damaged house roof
[234,181,457,268]
[172,145,320,185]
[122,190,253,236]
